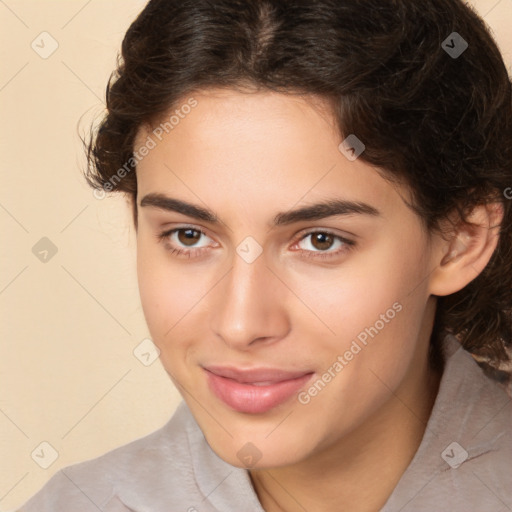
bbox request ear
[428,202,504,297]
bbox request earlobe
[429,202,503,297]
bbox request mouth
[203,365,315,414]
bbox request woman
[21,0,512,510]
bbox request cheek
[298,243,422,340]
[137,252,193,379]
[308,237,431,376]
[296,279,427,440]
[136,234,217,363]
[137,235,188,342]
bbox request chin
[200,422,313,470]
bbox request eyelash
[157,226,356,261]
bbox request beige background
[0,0,511,509]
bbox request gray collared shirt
[20,336,512,511]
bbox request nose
[210,248,290,350]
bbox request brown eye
[158,226,215,257]
[310,232,335,251]
[294,230,355,260]
[177,228,202,246]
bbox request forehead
[137,88,338,153]
[134,88,410,220]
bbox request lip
[203,365,315,414]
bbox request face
[135,88,439,469]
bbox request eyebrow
[139,193,380,226]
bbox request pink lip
[203,365,314,414]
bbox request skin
[134,88,502,512]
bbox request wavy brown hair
[85,0,512,378]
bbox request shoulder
[19,402,201,512]
[383,336,512,512]
[20,400,264,512]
